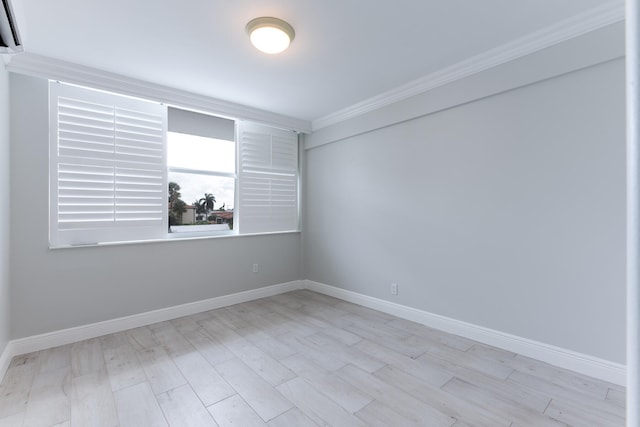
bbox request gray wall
[304,58,626,364]
[4,28,627,368]
[10,74,301,339]
[0,65,11,354]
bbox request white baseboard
[0,341,13,381]
[0,278,626,387]
[304,280,626,386]
[0,280,303,380]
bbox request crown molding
[5,2,624,135]
[5,53,312,134]
[312,1,625,131]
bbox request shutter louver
[238,122,298,234]
[50,83,166,246]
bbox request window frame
[49,82,300,248]
[166,128,239,239]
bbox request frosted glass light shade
[246,17,295,54]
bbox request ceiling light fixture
[246,17,295,54]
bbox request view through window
[167,131,236,233]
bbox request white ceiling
[13,0,619,123]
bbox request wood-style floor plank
[37,345,71,374]
[422,343,515,380]
[23,366,71,427]
[0,290,626,427]
[215,358,293,422]
[275,332,347,372]
[136,346,187,395]
[304,332,385,373]
[0,412,25,427]
[71,338,105,378]
[385,317,476,351]
[265,299,334,331]
[156,384,217,427]
[209,307,252,331]
[172,351,235,406]
[266,408,318,427]
[201,319,295,387]
[319,325,362,346]
[374,364,510,426]
[125,327,159,352]
[276,376,368,427]
[344,321,431,359]
[280,353,374,413]
[113,382,167,427]
[441,377,565,426]
[179,328,236,367]
[606,387,625,407]
[337,363,457,426]
[149,321,196,359]
[0,354,40,419]
[544,398,624,427]
[234,324,297,360]
[101,335,147,392]
[354,338,453,388]
[509,354,612,399]
[70,371,118,427]
[208,394,267,427]
[355,399,421,427]
[507,369,625,419]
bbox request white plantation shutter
[50,82,166,246]
[238,122,299,234]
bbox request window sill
[49,229,301,250]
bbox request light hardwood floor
[0,290,626,426]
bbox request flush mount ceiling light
[246,17,295,54]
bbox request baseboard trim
[1,279,626,387]
[0,341,13,382]
[3,280,303,375]
[304,280,626,386]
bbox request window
[49,82,299,247]
[167,107,236,235]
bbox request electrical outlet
[390,283,398,295]
[253,263,259,273]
